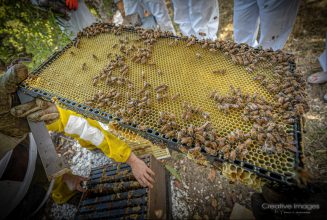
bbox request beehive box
[76,155,168,220]
[20,23,306,186]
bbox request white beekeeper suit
[31,0,96,39]
[319,33,327,71]
[123,0,176,34]
[233,0,300,50]
[171,0,219,40]
[58,0,97,39]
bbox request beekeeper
[171,0,219,40]
[31,0,96,39]
[0,64,155,216]
[233,0,300,50]
[122,0,176,34]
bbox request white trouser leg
[172,0,195,37]
[142,0,176,34]
[61,0,97,38]
[189,0,219,40]
[319,33,327,71]
[123,0,144,19]
[257,0,300,50]
[233,0,260,47]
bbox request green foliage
[165,164,182,182]
[0,0,70,70]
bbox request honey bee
[186,37,196,47]
[168,41,175,46]
[82,63,87,71]
[73,38,80,48]
[198,32,206,37]
[92,76,99,86]
[156,93,168,101]
[171,93,181,101]
[209,48,217,53]
[141,71,146,80]
[196,53,202,59]
[244,138,252,147]
[202,40,209,49]
[181,137,193,145]
[229,150,236,161]
[227,132,237,143]
[155,84,168,92]
[92,54,98,60]
[212,69,226,74]
[128,83,134,89]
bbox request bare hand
[62,173,88,192]
[126,152,155,188]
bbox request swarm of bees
[75,23,308,164]
[85,90,121,109]
[158,112,179,138]
[114,93,152,125]
[155,84,169,101]
[210,86,245,114]
[131,47,152,64]
[92,54,130,87]
[181,102,210,120]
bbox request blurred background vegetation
[0,0,117,71]
[0,0,71,70]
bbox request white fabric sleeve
[64,115,104,146]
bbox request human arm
[126,152,155,188]
[46,106,155,188]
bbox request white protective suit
[233,0,300,50]
[319,33,327,72]
[58,0,97,38]
[171,0,219,40]
[31,0,96,39]
[123,0,176,34]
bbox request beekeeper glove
[0,64,30,158]
[11,98,59,125]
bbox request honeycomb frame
[20,24,303,186]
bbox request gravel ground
[47,133,113,219]
[50,203,78,220]
[167,152,255,220]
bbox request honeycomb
[107,122,171,159]
[24,27,298,180]
[222,163,266,192]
